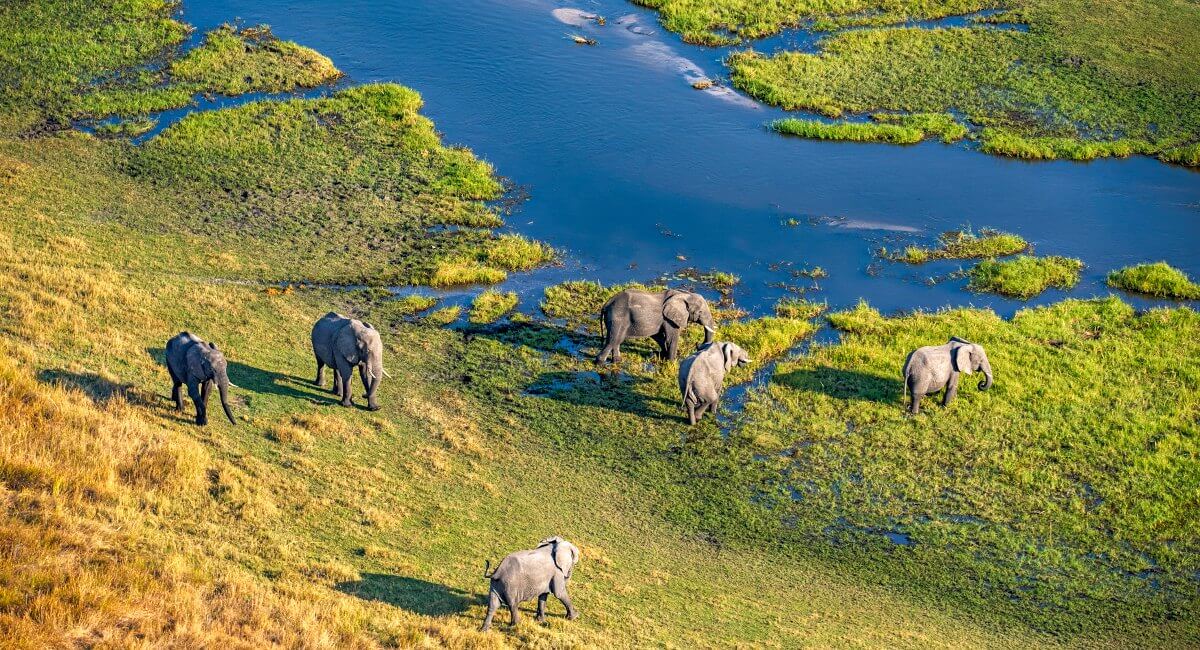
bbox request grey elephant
[678,341,751,425]
[596,288,716,364]
[481,536,579,631]
[311,312,385,410]
[903,337,993,414]
[165,331,236,426]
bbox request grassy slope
[0,136,1063,646]
[647,0,1200,163]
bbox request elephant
[481,536,579,631]
[165,331,236,426]
[678,341,751,425]
[311,312,385,410]
[903,337,993,414]
[596,288,716,364]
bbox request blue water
[166,0,1198,317]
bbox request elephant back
[311,312,350,361]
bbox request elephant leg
[508,596,521,627]
[597,324,627,364]
[168,366,184,411]
[536,592,549,623]
[942,374,960,407]
[687,403,697,426]
[187,380,205,425]
[662,328,681,360]
[909,392,921,415]
[359,364,370,399]
[551,575,578,620]
[314,355,324,387]
[481,589,500,631]
[336,360,354,407]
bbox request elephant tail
[483,559,497,579]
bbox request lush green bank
[643,0,1200,164]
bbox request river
[173,0,1199,317]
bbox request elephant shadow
[527,369,680,421]
[36,369,154,406]
[144,347,337,408]
[772,366,901,404]
[335,574,482,616]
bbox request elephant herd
[163,312,385,426]
[160,289,993,631]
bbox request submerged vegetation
[892,229,1029,264]
[968,255,1084,298]
[646,0,1200,165]
[1108,262,1200,300]
[469,290,519,323]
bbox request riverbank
[639,0,1200,165]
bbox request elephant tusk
[227,382,241,389]
[382,368,393,379]
[703,325,717,334]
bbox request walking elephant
[903,337,993,414]
[481,536,579,631]
[596,288,716,364]
[311,312,385,410]
[678,341,751,425]
[165,331,236,426]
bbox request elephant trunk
[698,305,716,345]
[365,347,383,410]
[217,375,236,425]
[978,359,993,391]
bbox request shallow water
[174,0,1199,317]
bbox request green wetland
[0,0,1197,647]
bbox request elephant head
[538,536,579,580]
[191,341,236,425]
[337,321,384,410]
[663,290,716,345]
[951,338,992,391]
[720,342,752,371]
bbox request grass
[469,290,519,324]
[1107,262,1200,300]
[968,255,1084,298]
[775,297,827,319]
[712,0,1200,165]
[771,118,924,144]
[771,113,969,144]
[736,298,1200,637]
[93,117,158,139]
[893,228,1029,263]
[169,24,341,95]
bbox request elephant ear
[721,343,737,371]
[953,344,974,375]
[663,294,689,329]
[552,540,577,579]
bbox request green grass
[979,128,1156,161]
[632,0,990,44]
[735,298,1200,637]
[771,113,970,144]
[712,0,1200,165]
[469,290,519,324]
[771,118,924,144]
[1107,262,1200,300]
[968,255,1084,298]
[93,117,158,139]
[169,24,341,95]
[775,297,827,319]
[894,229,1029,264]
